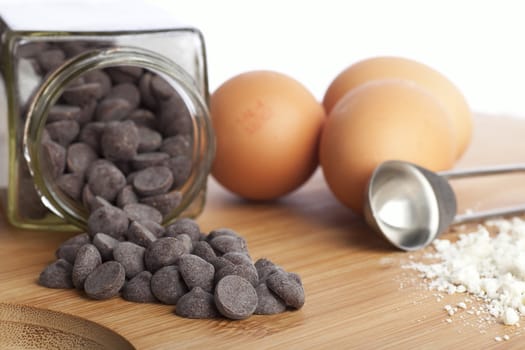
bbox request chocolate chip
[178,254,215,293]
[175,287,219,319]
[113,241,145,279]
[132,166,173,197]
[48,105,81,123]
[90,196,113,212]
[138,72,156,109]
[207,228,242,242]
[78,121,105,154]
[17,176,48,219]
[41,128,51,143]
[140,220,166,238]
[266,270,305,309]
[140,191,182,217]
[254,283,286,315]
[77,100,97,125]
[176,234,193,254]
[36,49,65,72]
[288,272,302,285]
[127,109,156,129]
[254,258,281,284]
[87,160,126,201]
[126,221,157,247]
[87,204,129,239]
[62,82,103,106]
[163,155,192,188]
[92,233,119,261]
[83,70,112,97]
[209,235,248,255]
[145,237,186,272]
[214,275,257,320]
[84,261,126,300]
[66,142,98,174]
[137,126,162,153]
[222,252,253,267]
[42,140,66,179]
[46,120,80,147]
[157,94,192,137]
[82,185,97,212]
[131,152,170,170]
[123,203,162,224]
[72,244,102,290]
[192,241,217,263]
[107,83,140,109]
[38,259,74,289]
[215,263,259,287]
[56,173,84,201]
[165,218,201,241]
[210,256,235,272]
[95,98,132,122]
[160,135,191,158]
[126,170,140,185]
[122,271,157,303]
[150,74,175,100]
[100,120,139,160]
[151,266,188,305]
[62,233,91,246]
[116,185,138,208]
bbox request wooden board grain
[1,114,525,349]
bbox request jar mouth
[23,46,215,229]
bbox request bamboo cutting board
[1,115,525,349]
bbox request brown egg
[210,70,325,200]
[319,79,456,215]
[322,56,472,159]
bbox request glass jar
[0,4,215,231]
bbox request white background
[149,0,525,118]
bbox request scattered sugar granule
[494,336,503,342]
[445,318,452,323]
[457,302,467,310]
[403,217,525,326]
[503,335,510,341]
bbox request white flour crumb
[503,308,520,326]
[456,285,467,293]
[445,318,453,323]
[445,305,455,316]
[403,217,525,326]
[503,334,510,341]
[494,336,503,342]
[457,302,467,310]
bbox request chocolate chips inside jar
[36,65,200,226]
[39,215,305,320]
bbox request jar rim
[23,46,215,229]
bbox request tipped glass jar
[0,4,215,231]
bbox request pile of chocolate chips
[39,201,305,320]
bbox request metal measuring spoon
[364,160,525,251]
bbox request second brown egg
[319,79,456,215]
